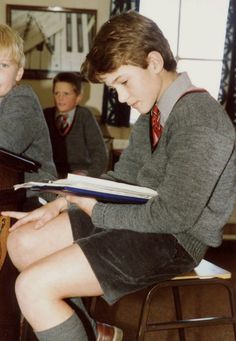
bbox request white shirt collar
[158,72,196,126]
[55,107,76,125]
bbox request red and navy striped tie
[151,104,163,150]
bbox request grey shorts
[68,207,195,305]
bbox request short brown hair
[53,72,82,95]
[0,24,25,68]
[81,11,176,83]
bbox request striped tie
[56,114,70,136]
[151,104,163,150]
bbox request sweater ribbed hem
[174,233,208,264]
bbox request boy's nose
[117,88,129,103]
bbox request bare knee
[15,265,65,320]
[15,267,51,316]
[7,227,37,270]
[15,270,37,312]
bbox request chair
[0,148,40,341]
[136,259,236,341]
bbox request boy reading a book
[2,12,236,341]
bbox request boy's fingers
[1,211,28,219]
[9,216,36,231]
[9,224,21,232]
[34,220,46,230]
[2,211,38,231]
[9,220,26,231]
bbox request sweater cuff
[91,202,107,227]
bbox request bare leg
[7,211,102,338]
[7,211,74,271]
[15,243,103,331]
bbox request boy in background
[44,72,108,178]
[3,12,236,341]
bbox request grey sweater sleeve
[92,125,236,241]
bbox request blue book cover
[14,173,158,204]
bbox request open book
[14,173,158,204]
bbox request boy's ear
[147,51,164,74]
[16,67,24,82]
[76,92,83,105]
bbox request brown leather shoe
[97,322,123,341]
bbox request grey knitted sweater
[44,105,108,177]
[92,79,236,264]
[0,84,57,182]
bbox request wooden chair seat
[137,259,236,341]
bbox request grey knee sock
[69,297,97,337]
[35,312,88,341]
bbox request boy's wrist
[57,196,69,212]
[85,199,97,216]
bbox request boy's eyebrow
[0,57,12,61]
[108,75,123,87]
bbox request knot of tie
[151,104,163,150]
[56,114,70,136]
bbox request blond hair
[0,24,25,68]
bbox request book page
[14,173,158,200]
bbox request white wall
[0,0,111,116]
[139,0,229,98]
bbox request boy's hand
[65,195,97,217]
[1,196,68,231]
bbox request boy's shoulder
[2,84,42,113]
[6,83,35,98]
[75,105,92,113]
[174,91,227,122]
[168,91,234,137]
[75,105,94,119]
